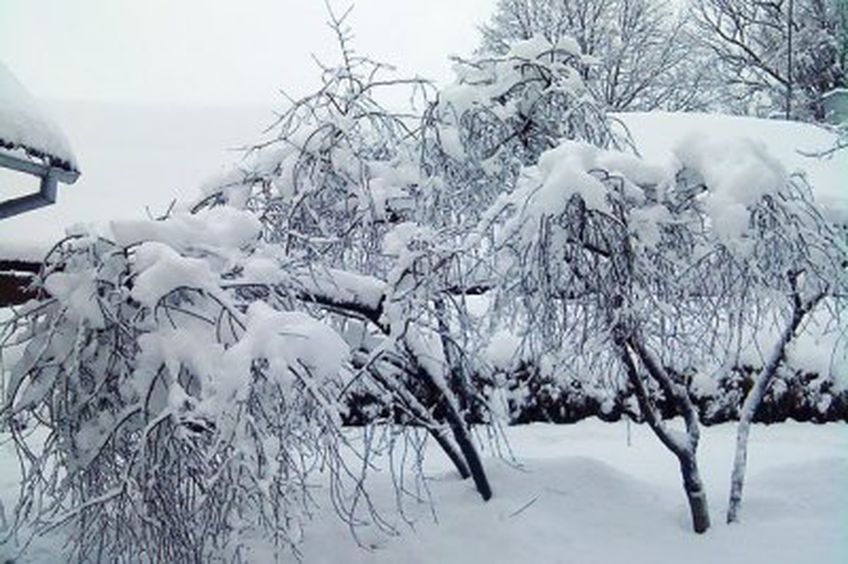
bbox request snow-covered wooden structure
[1,61,79,305]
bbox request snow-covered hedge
[468,362,847,425]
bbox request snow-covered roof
[615,112,848,225]
[0,61,78,171]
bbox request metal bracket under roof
[0,150,79,220]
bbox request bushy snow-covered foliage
[192,58,426,275]
[2,211,377,560]
[422,35,621,228]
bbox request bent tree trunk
[429,427,472,479]
[399,322,492,501]
[620,336,711,533]
[294,270,490,499]
[354,352,472,480]
[727,292,822,523]
[441,398,492,500]
[414,355,492,501]
[430,300,490,490]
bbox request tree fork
[618,337,710,533]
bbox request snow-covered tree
[0,11,494,560]
[690,0,847,121]
[479,0,713,111]
[720,169,847,523]
[2,213,366,559]
[466,120,846,532]
[193,10,497,504]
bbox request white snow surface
[484,328,523,370]
[0,62,76,168]
[305,421,848,564]
[674,134,788,240]
[617,112,848,225]
[0,100,268,254]
[129,241,220,308]
[111,206,261,251]
[2,420,843,563]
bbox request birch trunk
[727,292,821,523]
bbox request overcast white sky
[1,0,493,107]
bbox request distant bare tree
[690,0,847,121]
[479,0,713,111]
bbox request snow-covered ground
[5,421,841,563]
[297,421,847,564]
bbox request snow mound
[0,61,77,170]
[1,420,845,563]
[301,448,848,563]
[301,456,671,564]
[746,458,848,518]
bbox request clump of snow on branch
[674,134,788,241]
